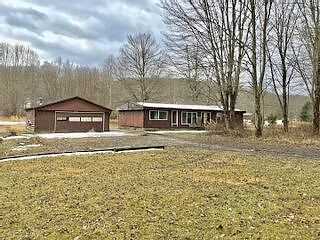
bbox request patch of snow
[276,120,284,125]
[12,144,42,152]
[136,102,224,111]
[0,121,25,126]
[3,135,31,141]
[148,130,208,134]
[0,148,163,163]
[36,131,133,139]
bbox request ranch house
[117,102,245,129]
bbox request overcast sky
[0,0,164,65]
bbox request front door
[171,110,178,127]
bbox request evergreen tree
[300,101,312,122]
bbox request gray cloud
[0,0,164,65]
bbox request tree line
[0,0,319,137]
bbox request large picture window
[149,110,168,120]
[181,112,197,125]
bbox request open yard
[1,149,320,239]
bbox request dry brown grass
[206,122,320,148]
[109,119,118,129]
[1,149,320,239]
[0,115,25,121]
[251,123,320,147]
[0,126,27,135]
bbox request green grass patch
[1,150,320,239]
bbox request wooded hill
[1,75,307,119]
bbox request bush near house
[300,101,312,122]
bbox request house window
[57,116,68,121]
[69,117,81,122]
[181,112,188,124]
[149,110,168,120]
[159,111,168,120]
[81,117,92,122]
[181,112,197,125]
[92,117,103,122]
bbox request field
[1,149,320,239]
[1,117,320,239]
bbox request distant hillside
[109,79,309,119]
[237,92,309,119]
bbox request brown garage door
[55,112,104,133]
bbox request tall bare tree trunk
[251,0,263,137]
[313,58,320,134]
[283,86,289,132]
[249,0,272,138]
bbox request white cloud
[0,0,164,65]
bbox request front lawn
[0,150,320,239]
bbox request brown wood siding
[144,109,171,129]
[104,112,110,131]
[39,98,110,112]
[118,110,144,128]
[35,110,55,133]
[28,97,111,133]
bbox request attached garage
[25,96,112,133]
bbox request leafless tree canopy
[0,43,40,114]
[161,0,251,128]
[116,32,166,101]
[268,0,298,132]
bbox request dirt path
[2,131,320,160]
[149,133,320,160]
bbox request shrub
[267,114,277,126]
[205,121,248,138]
[300,101,312,122]
[7,128,17,136]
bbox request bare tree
[268,0,298,132]
[0,43,40,114]
[246,0,273,137]
[102,55,116,106]
[116,32,166,102]
[293,0,320,135]
[161,0,251,128]
[40,61,60,99]
[164,33,203,102]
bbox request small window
[57,116,68,121]
[92,117,103,122]
[69,117,81,122]
[159,111,168,120]
[149,110,158,120]
[149,110,168,120]
[81,117,92,122]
